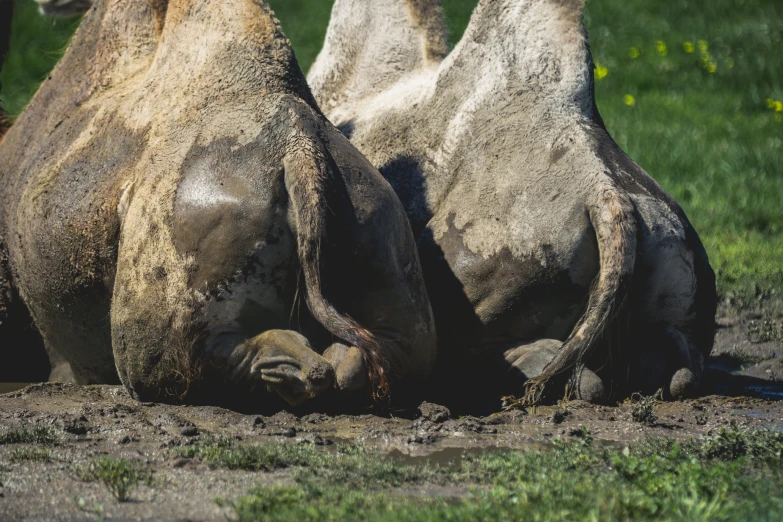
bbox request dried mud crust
[0,383,781,522]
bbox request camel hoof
[668,368,698,399]
[574,368,606,403]
[323,343,368,392]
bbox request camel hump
[308,0,449,112]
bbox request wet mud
[0,309,781,521]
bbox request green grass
[77,456,153,502]
[7,447,51,462]
[175,425,783,521]
[0,425,56,445]
[1,0,782,302]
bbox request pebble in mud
[418,402,451,423]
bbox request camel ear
[308,0,449,112]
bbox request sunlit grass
[199,425,783,521]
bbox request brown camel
[0,0,436,407]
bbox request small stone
[180,426,199,437]
[282,427,296,438]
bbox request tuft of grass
[77,457,152,502]
[0,426,56,445]
[8,447,50,463]
[631,390,661,425]
[217,425,783,522]
[748,318,783,343]
[176,435,440,487]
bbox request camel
[34,0,93,18]
[309,0,717,403]
[0,0,436,407]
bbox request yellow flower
[683,41,694,53]
[707,62,717,73]
[698,40,709,52]
[774,101,783,113]
[767,98,776,109]
[628,47,640,59]
[595,64,609,80]
[623,94,636,106]
[700,52,711,64]
[655,40,668,56]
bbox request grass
[0,425,56,445]
[631,390,662,425]
[7,447,50,462]
[171,425,783,521]
[1,0,781,305]
[77,456,152,502]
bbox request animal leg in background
[503,339,606,403]
[0,237,50,382]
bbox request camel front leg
[222,330,336,406]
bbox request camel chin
[310,0,717,404]
[0,0,436,408]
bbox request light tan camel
[309,0,717,403]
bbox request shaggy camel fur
[0,0,436,407]
[309,0,717,403]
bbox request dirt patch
[0,311,781,521]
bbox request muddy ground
[1,308,781,522]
